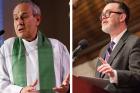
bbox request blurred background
[73,0,140,77]
[0,0,70,50]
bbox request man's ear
[120,13,126,23]
[35,15,41,26]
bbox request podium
[73,75,110,93]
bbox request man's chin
[102,28,110,34]
[17,34,24,38]
[102,30,110,34]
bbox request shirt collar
[111,28,127,44]
[22,36,38,46]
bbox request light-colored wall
[73,58,98,77]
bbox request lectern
[73,75,110,93]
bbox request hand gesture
[97,57,115,78]
[20,80,39,93]
[53,74,70,93]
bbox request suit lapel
[107,31,130,65]
[101,31,130,78]
[107,40,125,65]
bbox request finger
[103,69,112,74]
[31,80,38,87]
[53,87,64,92]
[28,89,37,92]
[98,57,107,64]
[27,86,36,92]
[97,64,106,71]
[99,65,114,77]
[21,86,38,93]
[103,67,114,74]
[63,74,70,85]
[53,85,69,93]
[65,74,70,81]
[98,65,110,73]
[97,64,110,72]
[53,86,63,90]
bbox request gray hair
[14,0,41,16]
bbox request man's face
[13,3,40,41]
[100,3,123,34]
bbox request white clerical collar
[22,36,38,47]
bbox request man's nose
[18,18,24,25]
[101,15,107,21]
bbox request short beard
[101,26,111,34]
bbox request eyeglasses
[100,10,123,21]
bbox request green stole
[12,32,55,92]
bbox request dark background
[3,0,70,50]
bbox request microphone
[0,30,4,36]
[73,39,88,61]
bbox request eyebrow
[103,9,112,12]
[13,11,29,16]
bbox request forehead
[103,3,120,12]
[13,3,33,15]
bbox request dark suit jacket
[95,31,140,93]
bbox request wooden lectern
[73,75,110,93]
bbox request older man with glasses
[95,1,140,93]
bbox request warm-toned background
[3,0,70,50]
[73,0,140,77]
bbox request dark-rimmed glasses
[100,10,123,21]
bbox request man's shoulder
[0,37,16,54]
[127,33,140,43]
[3,37,16,45]
[1,37,16,48]
[48,38,64,46]
[48,38,69,52]
[124,33,140,49]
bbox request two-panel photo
[0,0,140,93]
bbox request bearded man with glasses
[95,1,140,93]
